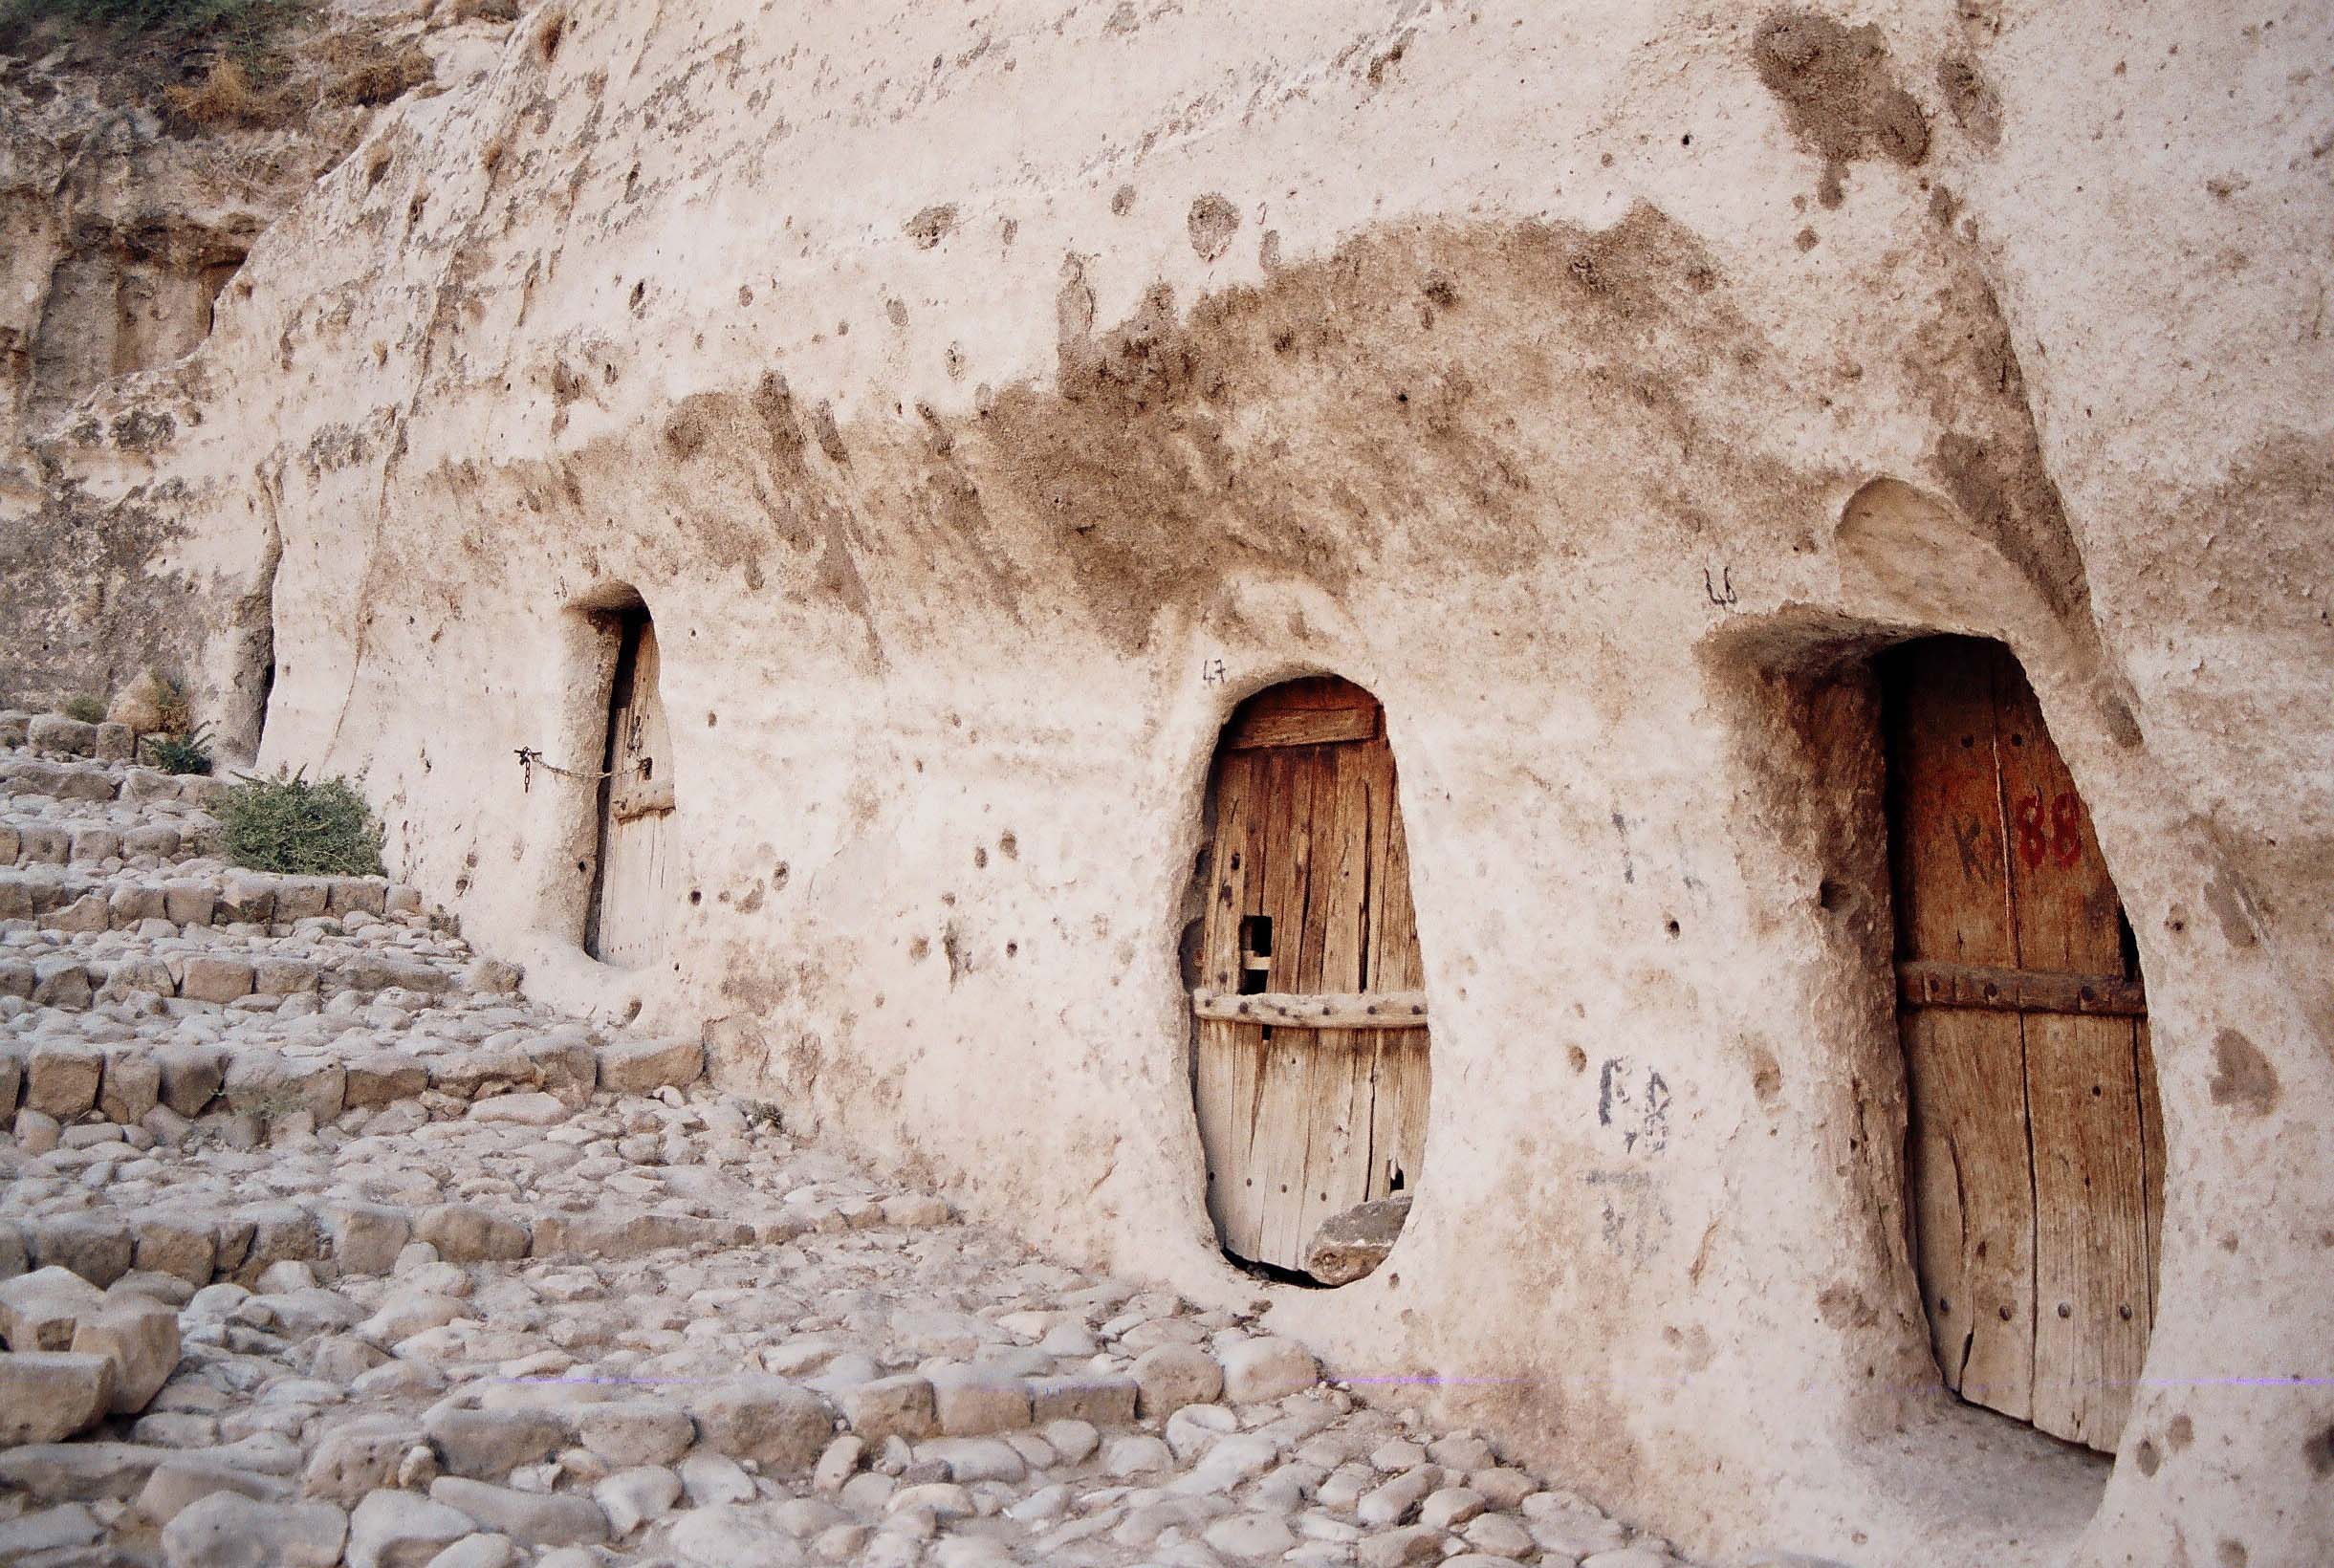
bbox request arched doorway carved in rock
[583,601,675,968]
[1189,677,1429,1285]
[1883,636,2164,1450]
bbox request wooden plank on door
[1191,990,1429,1027]
[1899,1007,2030,1412]
[1195,751,1261,1258]
[1253,746,1333,1267]
[1225,706,1379,751]
[1367,769,1430,1201]
[595,616,677,968]
[609,622,677,819]
[1894,959,2145,1016]
[1290,741,1384,1264]
[1992,653,2150,1448]
[1235,748,1318,1265]
[2025,1012,2150,1447]
[1887,641,2034,1420]
[2135,1019,2166,1323]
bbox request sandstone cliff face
[11,3,2333,1565]
[0,1,498,723]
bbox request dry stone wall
[5,3,2331,1566]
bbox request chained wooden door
[586,610,677,968]
[1885,638,2163,1450]
[1192,678,1429,1278]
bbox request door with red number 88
[1882,637,2164,1453]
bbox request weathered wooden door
[1192,678,1429,1279]
[1884,638,2164,1450]
[585,611,677,967]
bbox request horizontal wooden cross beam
[1190,988,1429,1030]
[1895,959,2147,1018]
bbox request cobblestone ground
[0,714,1712,1568]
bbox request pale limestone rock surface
[0,3,2328,1565]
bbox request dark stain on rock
[2203,874,2259,949]
[810,401,850,466]
[904,204,958,249]
[1817,1282,1879,1329]
[1751,11,1930,207]
[2136,1438,2161,1475]
[2168,1413,2194,1451]
[958,205,1764,652]
[2099,686,2145,749]
[2302,1423,2334,1477]
[109,408,175,451]
[751,370,808,465]
[2207,1027,2279,1115]
[1187,193,1240,262]
[663,406,707,459]
[1936,54,2002,150]
[0,481,208,716]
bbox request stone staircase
[0,710,1707,1568]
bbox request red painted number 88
[2015,793,2084,870]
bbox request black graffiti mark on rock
[1583,1167,1669,1261]
[1704,564,1738,607]
[1598,1057,1671,1155]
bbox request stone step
[0,755,223,807]
[0,713,136,763]
[0,1187,759,1296]
[0,943,467,1012]
[4,1033,703,1143]
[0,814,217,869]
[0,866,424,933]
[0,757,122,805]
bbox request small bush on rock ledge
[61,693,108,724]
[141,723,214,775]
[219,769,384,876]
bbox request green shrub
[219,769,384,876]
[141,724,214,776]
[0,0,309,82]
[62,694,108,724]
[0,0,304,45]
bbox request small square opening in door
[1239,915,1273,994]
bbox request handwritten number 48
[2014,793,2084,870]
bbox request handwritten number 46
[2014,793,2084,870]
